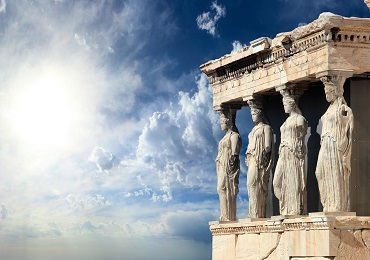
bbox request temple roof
[199,13,370,109]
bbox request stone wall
[211,214,370,260]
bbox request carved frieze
[210,216,370,236]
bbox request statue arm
[342,105,354,173]
[227,132,241,174]
[245,152,249,167]
[296,116,308,138]
[262,125,274,169]
[230,133,241,156]
[296,116,307,158]
[263,125,272,154]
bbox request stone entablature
[210,213,370,236]
[200,13,370,109]
[211,215,370,260]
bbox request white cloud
[1,205,8,219]
[66,194,111,210]
[74,33,91,51]
[231,40,247,53]
[0,0,5,13]
[0,1,216,258]
[88,146,116,172]
[97,221,132,234]
[132,74,218,201]
[107,45,114,53]
[70,220,97,233]
[137,74,217,163]
[160,209,215,242]
[196,1,226,37]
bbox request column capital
[245,96,264,111]
[216,105,241,128]
[275,82,309,93]
[316,69,353,79]
[316,70,353,97]
[213,103,242,112]
[276,83,307,102]
[243,94,263,102]
[316,70,353,88]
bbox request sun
[9,72,75,149]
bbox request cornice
[200,13,370,88]
[209,215,370,236]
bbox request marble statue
[316,76,354,212]
[245,98,274,218]
[273,89,307,215]
[216,108,242,221]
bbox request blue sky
[0,0,368,259]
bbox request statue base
[210,214,370,259]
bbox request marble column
[315,70,354,212]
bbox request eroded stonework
[210,215,370,260]
[200,13,370,109]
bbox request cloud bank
[0,1,219,259]
[196,1,226,37]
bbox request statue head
[219,113,230,132]
[280,89,302,115]
[247,98,265,124]
[322,77,343,103]
[218,107,239,133]
[282,95,296,113]
[218,108,232,132]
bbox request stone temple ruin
[200,13,370,259]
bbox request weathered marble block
[210,215,370,260]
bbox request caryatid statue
[273,88,308,215]
[215,108,242,221]
[245,98,274,218]
[316,72,354,212]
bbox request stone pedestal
[210,214,370,260]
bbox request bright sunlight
[8,72,75,148]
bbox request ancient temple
[200,13,370,259]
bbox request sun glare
[9,73,75,148]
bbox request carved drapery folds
[216,107,242,221]
[316,70,354,212]
[273,86,308,215]
[245,96,274,218]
